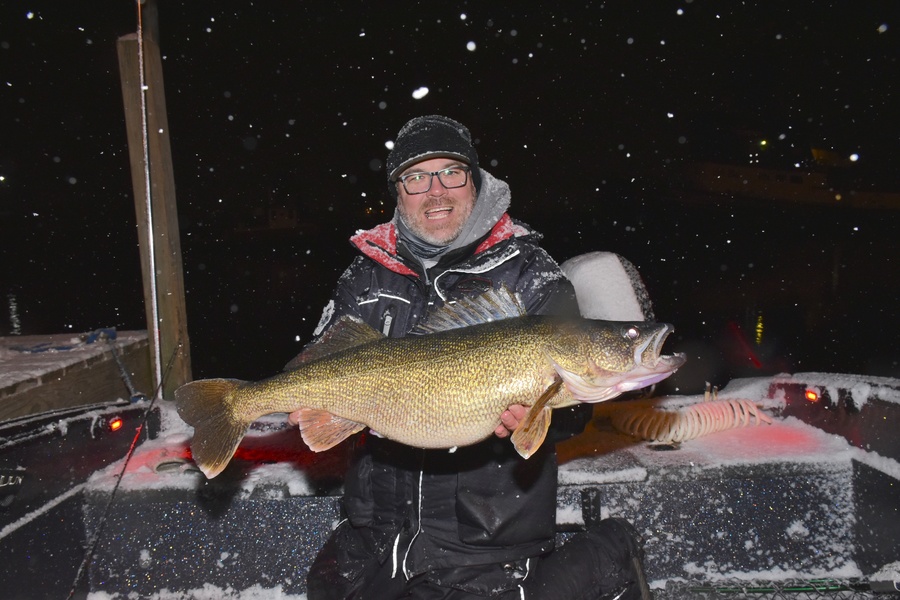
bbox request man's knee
[588,518,650,600]
[576,518,650,600]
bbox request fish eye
[624,326,640,340]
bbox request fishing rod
[65,342,180,599]
[133,0,165,398]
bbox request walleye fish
[175,288,685,478]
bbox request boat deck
[1,372,897,598]
[0,330,152,420]
[78,374,899,597]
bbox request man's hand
[494,404,528,438]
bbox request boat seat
[560,251,655,321]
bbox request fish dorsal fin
[294,408,366,452]
[413,285,527,334]
[285,316,384,370]
[511,377,562,459]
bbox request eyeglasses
[395,166,470,195]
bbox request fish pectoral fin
[294,408,365,452]
[511,406,553,460]
[511,378,561,459]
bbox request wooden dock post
[116,0,191,399]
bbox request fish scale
[176,289,686,478]
[240,320,558,447]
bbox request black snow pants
[306,518,648,600]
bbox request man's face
[395,157,476,246]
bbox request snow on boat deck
[77,373,900,597]
[0,331,151,419]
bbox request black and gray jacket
[310,184,591,589]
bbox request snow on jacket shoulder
[312,213,578,340]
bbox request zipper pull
[382,307,394,336]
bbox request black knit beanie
[386,115,481,198]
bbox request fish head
[546,320,686,402]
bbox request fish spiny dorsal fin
[284,316,384,370]
[412,285,526,334]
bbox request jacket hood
[442,168,511,255]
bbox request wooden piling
[116,0,191,399]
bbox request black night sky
[1,1,898,390]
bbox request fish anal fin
[511,378,561,459]
[295,408,365,452]
[285,317,384,370]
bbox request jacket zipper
[381,306,394,336]
[391,451,425,580]
[401,467,425,579]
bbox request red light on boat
[804,389,819,402]
[108,416,125,432]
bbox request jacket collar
[350,213,531,276]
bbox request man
[298,115,649,599]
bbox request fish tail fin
[174,378,251,479]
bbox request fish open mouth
[636,324,686,371]
[620,324,686,391]
[552,323,687,402]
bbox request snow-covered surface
[872,561,900,587]
[86,585,308,600]
[7,343,894,598]
[558,414,855,484]
[771,371,900,408]
[80,370,900,599]
[0,330,148,392]
[559,374,900,482]
[87,404,349,498]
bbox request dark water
[2,1,898,399]
[536,189,900,392]
[3,186,898,395]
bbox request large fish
[175,288,685,478]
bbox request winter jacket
[308,204,591,593]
